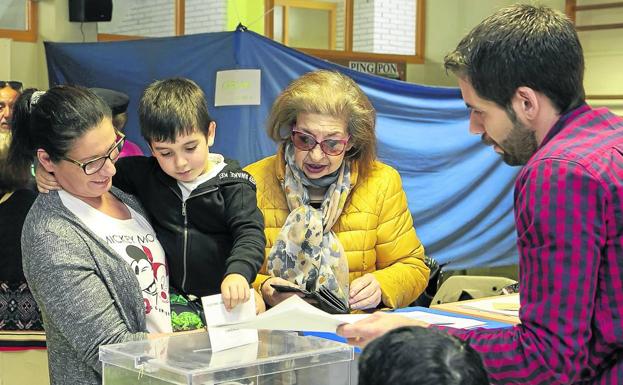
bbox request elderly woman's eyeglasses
[63,133,126,175]
[291,130,350,156]
[0,81,23,91]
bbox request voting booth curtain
[45,29,520,270]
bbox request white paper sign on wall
[214,69,261,106]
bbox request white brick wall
[353,0,375,52]
[352,0,415,55]
[185,0,227,34]
[98,0,227,37]
[373,0,415,54]
[335,2,345,50]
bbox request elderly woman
[9,86,171,385]
[246,70,429,311]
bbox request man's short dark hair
[358,326,490,385]
[138,77,212,144]
[444,4,584,114]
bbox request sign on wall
[332,59,406,81]
[214,69,261,106]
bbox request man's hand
[349,273,382,310]
[336,312,428,347]
[221,274,250,311]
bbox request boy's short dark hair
[138,77,212,143]
[358,326,490,385]
[444,4,584,114]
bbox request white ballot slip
[458,293,520,318]
[201,293,258,352]
[211,295,485,333]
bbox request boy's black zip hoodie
[113,156,266,297]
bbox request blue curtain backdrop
[45,29,520,269]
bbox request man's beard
[0,129,11,161]
[482,113,538,166]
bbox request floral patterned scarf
[266,143,351,309]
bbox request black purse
[271,284,350,314]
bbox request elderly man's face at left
[0,86,20,132]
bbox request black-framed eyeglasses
[291,129,350,156]
[63,133,126,175]
[0,81,23,91]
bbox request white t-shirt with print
[177,153,227,201]
[59,190,172,333]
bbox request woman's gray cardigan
[21,188,149,385]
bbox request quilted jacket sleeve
[371,166,429,308]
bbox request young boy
[38,78,266,327]
[358,326,490,385]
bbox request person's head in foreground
[267,69,376,179]
[359,326,490,385]
[10,86,119,202]
[444,4,584,166]
[139,77,215,183]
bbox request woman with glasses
[8,86,171,385]
[246,70,429,312]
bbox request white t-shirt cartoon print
[59,190,172,333]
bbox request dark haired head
[138,78,212,144]
[444,4,584,114]
[7,85,111,179]
[358,326,490,385]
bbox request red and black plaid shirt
[446,104,623,385]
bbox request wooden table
[431,294,520,325]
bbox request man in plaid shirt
[338,4,623,384]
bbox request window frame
[265,0,426,64]
[0,0,38,43]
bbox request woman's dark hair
[0,130,30,194]
[359,326,490,385]
[8,85,111,178]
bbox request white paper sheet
[458,294,520,318]
[201,293,258,352]
[212,295,485,333]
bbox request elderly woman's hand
[260,276,304,307]
[254,289,266,314]
[349,273,382,310]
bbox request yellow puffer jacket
[244,153,429,309]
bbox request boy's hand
[221,274,250,311]
[35,164,61,193]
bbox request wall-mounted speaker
[69,0,113,22]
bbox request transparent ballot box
[100,330,355,385]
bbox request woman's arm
[371,167,429,308]
[22,226,148,372]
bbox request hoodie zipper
[178,186,218,291]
